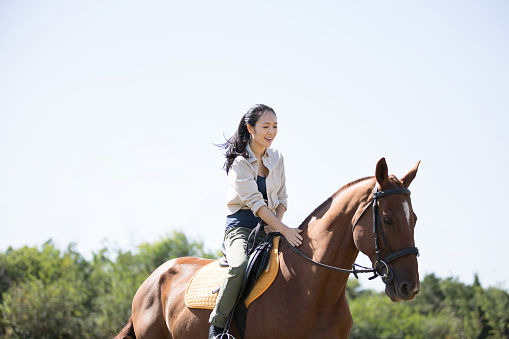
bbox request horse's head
[353,158,421,302]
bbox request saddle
[185,232,281,338]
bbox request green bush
[0,231,215,338]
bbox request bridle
[288,185,419,285]
[354,185,419,284]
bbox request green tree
[136,231,215,273]
[0,231,216,339]
[411,273,445,315]
[348,273,509,339]
[346,278,376,301]
[1,279,94,339]
[0,242,97,338]
[349,291,451,339]
[473,285,509,338]
[91,231,216,337]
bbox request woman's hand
[282,227,304,247]
[256,206,303,246]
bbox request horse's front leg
[312,299,353,339]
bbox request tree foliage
[1,233,508,338]
[348,274,509,339]
[0,231,215,339]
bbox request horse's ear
[401,160,421,188]
[375,158,389,188]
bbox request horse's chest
[245,298,347,338]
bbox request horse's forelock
[388,174,402,185]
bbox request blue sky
[1,1,508,291]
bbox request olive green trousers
[209,227,266,328]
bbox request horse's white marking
[402,201,411,224]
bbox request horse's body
[116,158,421,339]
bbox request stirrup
[214,333,235,339]
[210,324,235,339]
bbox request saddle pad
[185,236,280,309]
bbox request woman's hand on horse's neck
[257,206,303,247]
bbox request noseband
[288,185,419,285]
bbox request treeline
[347,275,509,339]
[0,232,216,339]
[1,233,508,339]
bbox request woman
[209,104,303,338]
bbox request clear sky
[1,1,508,292]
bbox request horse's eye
[383,217,393,225]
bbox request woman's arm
[275,203,286,220]
[264,204,286,233]
[229,157,266,214]
[257,205,302,247]
[276,154,288,211]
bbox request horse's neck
[308,178,372,258]
[285,178,374,300]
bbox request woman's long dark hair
[219,104,276,174]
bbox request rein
[288,245,376,277]
[287,185,419,284]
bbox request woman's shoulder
[232,153,252,165]
[266,147,284,162]
[230,154,256,173]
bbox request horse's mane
[298,176,373,228]
[332,176,373,198]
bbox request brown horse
[115,158,421,339]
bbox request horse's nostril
[399,281,418,299]
[400,283,409,297]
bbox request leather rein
[288,185,419,284]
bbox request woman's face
[248,111,278,150]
